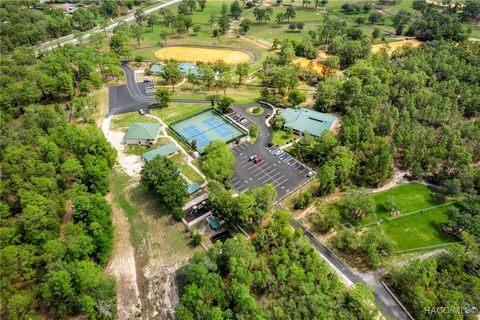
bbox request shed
[124,122,161,145]
[278,108,337,137]
[187,182,201,195]
[143,143,178,161]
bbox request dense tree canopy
[1,107,116,318]
[176,211,379,319]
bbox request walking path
[145,114,207,187]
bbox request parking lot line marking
[274,178,290,188]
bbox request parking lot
[229,141,314,199]
[226,111,253,128]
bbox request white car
[306,171,315,177]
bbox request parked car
[266,113,271,118]
[253,156,263,164]
[143,79,151,83]
[249,154,257,161]
[306,171,314,177]
[138,109,146,115]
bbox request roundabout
[246,106,264,116]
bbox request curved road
[114,64,411,320]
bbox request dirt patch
[154,46,252,64]
[371,39,422,55]
[60,199,73,240]
[105,193,142,320]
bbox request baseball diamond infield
[154,45,253,64]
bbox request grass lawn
[377,204,457,251]
[170,153,204,185]
[124,137,170,155]
[372,183,443,220]
[272,129,295,146]
[365,183,458,251]
[110,112,158,131]
[150,103,211,124]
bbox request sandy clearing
[293,57,326,75]
[371,39,422,55]
[106,192,142,320]
[154,46,252,64]
[102,116,142,177]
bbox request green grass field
[150,103,211,124]
[110,112,158,131]
[365,183,457,251]
[272,129,295,146]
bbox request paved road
[37,0,182,52]
[289,217,411,320]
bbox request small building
[124,122,161,145]
[150,64,164,74]
[143,143,178,161]
[207,216,221,230]
[178,62,195,74]
[278,108,337,137]
[187,182,201,196]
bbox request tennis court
[170,109,245,152]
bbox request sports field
[154,46,252,64]
[170,109,245,152]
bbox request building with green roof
[278,108,337,137]
[143,143,178,161]
[124,122,161,145]
[187,182,201,195]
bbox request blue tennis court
[170,109,245,152]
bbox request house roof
[188,66,202,77]
[143,143,178,161]
[178,62,195,73]
[279,108,337,137]
[150,64,164,74]
[187,182,201,195]
[125,122,161,140]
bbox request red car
[253,156,263,164]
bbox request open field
[111,112,158,131]
[372,183,442,219]
[150,103,211,124]
[366,183,457,251]
[379,204,457,251]
[371,39,423,55]
[110,169,197,318]
[154,45,252,64]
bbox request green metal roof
[125,122,161,140]
[150,64,164,74]
[279,108,337,137]
[187,182,201,195]
[143,143,178,161]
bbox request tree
[175,19,187,36]
[135,9,146,25]
[249,124,259,138]
[287,88,306,107]
[230,0,243,20]
[368,12,383,24]
[372,28,381,39]
[130,25,144,47]
[198,0,207,11]
[346,284,379,320]
[193,24,201,35]
[239,19,252,34]
[235,63,249,84]
[341,188,375,220]
[311,205,340,234]
[109,33,130,56]
[217,96,235,113]
[318,164,336,196]
[209,13,216,30]
[384,196,397,211]
[162,61,183,92]
[201,141,236,182]
[354,17,366,26]
[218,14,231,33]
[147,14,158,31]
[155,88,171,107]
[215,71,233,96]
[445,198,480,237]
[159,30,169,44]
[285,7,296,23]
[272,115,285,130]
[141,155,188,212]
[392,9,411,35]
